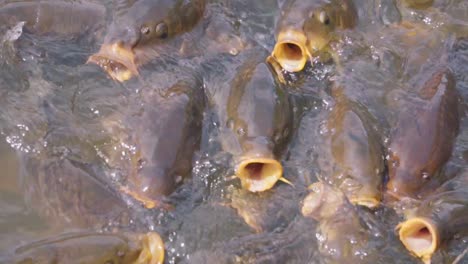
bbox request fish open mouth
[272,30,309,72]
[87,43,139,82]
[350,197,380,209]
[236,158,283,192]
[397,217,438,263]
[341,179,382,209]
[136,232,165,264]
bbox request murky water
[0,0,466,263]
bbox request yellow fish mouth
[236,157,283,192]
[135,232,165,264]
[272,30,309,73]
[87,43,139,82]
[349,197,381,209]
[397,217,439,263]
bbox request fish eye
[155,22,169,39]
[319,11,331,25]
[141,25,151,35]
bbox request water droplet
[319,122,329,135]
[422,171,430,180]
[229,48,239,56]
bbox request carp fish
[386,69,460,199]
[218,49,294,192]
[88,0,206,82]
[272,0,358,72]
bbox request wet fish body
[386,69,461,199]
[104,78,206,208]
[218,49,294,192]
[324,91,385,208]
[20,156,130,229]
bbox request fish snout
[135,166,176,198]
[105,25,140,50]
[120,166,177,209]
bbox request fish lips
[87,43,139,82]
[272,30,310,72]
[236,157,283,192]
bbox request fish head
[88,0,187,82]
[272,0,318,72]
[122,164,177,209]
[303,7,336,54]
[304,0,357,54]
[387,152,431,199]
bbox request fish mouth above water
[272,30,309,72]
[345,184,382,209]
[236,158,283,192]
[397,217,439,263]
[87,43,139,82]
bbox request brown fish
[386,69,460,199]
[272,0,357,72]
[4,231,164,264]
[219,50,293,192]
[397,190,468,264]
[88,0,206,82]
[0,1,105,36]
[104,78,205,209]
[323,90,385,208]
[20,155,130,229]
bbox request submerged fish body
[272,0,357,72]
[324,91,385,208]
[4,231,164,264]
[386,69,460,199]
[302,182,370,263]
[88,0,206,82]
[218,49,294,192]
[104,77,206,209]
[20,155,129,229]
[0,1,106,36]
